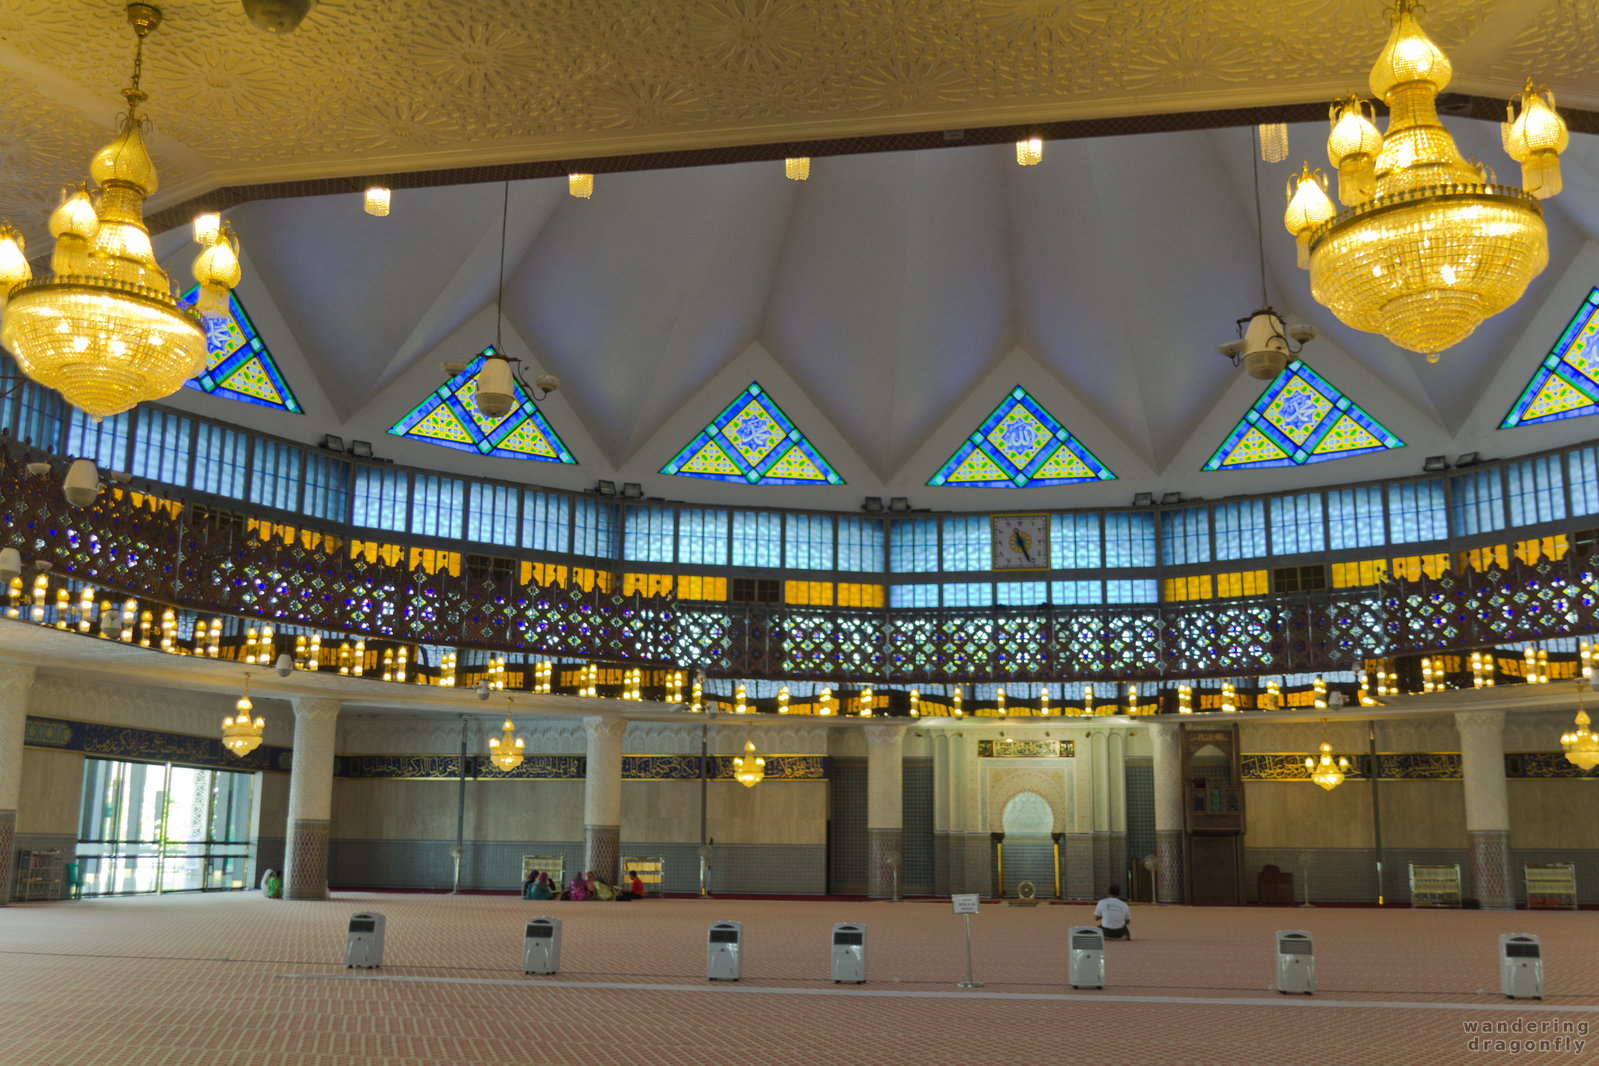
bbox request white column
[1455,709,1512,909]
[283,698,339,900]
[0,662,36,907]
[1150,718,1184,903]
[866,723,905,898]
[583,716,625,883]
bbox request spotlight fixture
[595,480,617,496]
[862,497,885,513]
[1160,492,1182,505]
[1455,451,1481,467]
[621,483,644,499]
[888,497,911,512]
[1422,455,1449,472]
[349,440,373,459]
[1132,492,1154,507]
[321,435,346,452]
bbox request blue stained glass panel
[1205,361,1402,470]
[178,287,302,413]
[1501,288,1599,428]
[929,386,1114,487]
[661,382,843,485]
[388,349,576,464]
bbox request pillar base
[1467,829,1513,909]
[868,828,902,898]
[0,808,14,906]
[584,824,619,884]
[284,817,330,900]
[1155,830,1184,903]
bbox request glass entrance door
[77,758,254,896]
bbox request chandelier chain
[1251,125,1268,308]
[495,181,509,353]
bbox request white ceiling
[6,1,1599,510]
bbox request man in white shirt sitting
[1094,885,1131,940]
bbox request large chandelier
[732,737,765,789]
[1561,683,1599,772]
[221,673,264,758]
[1284,1,1567,361]
[0,4,242,419]
[1304,722,1350,791]
[488,702,526,772]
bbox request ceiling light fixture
[568,173,593,199]
[1016,137,1043,166]
[785,157,810,181]
[364,186,391,217]
[222,673,265,758]
[1220,126,1317,381]
[1258,122,1288,164]
[0,4,242,420]
[1284,0,1566,361]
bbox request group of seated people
[523,869,645,901]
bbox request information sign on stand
[951,894,982,988]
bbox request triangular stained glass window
[661,381,843,485]
[177,287,302,413]
[388,349,576,463]
[1204,360,1403,471]
[928,385,1115,487]
[1501,287,1599,428]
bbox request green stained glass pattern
[1312,413,1383,455]
[178,287,302,413]
[1205,360,1402,470]
[1501,288,1599,428]
[929,385,1115,488]
[662,382,844,485]
[388,349,577,464]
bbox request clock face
[991,513,1049,570]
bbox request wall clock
[991,513,1048,570]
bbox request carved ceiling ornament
[1,0,1585,217]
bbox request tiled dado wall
[326,839,827,895]
[1243,848,1599,905]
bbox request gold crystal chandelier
[1561,682,1599,772]
[0,4,242,420]
[488,701,526,772]
[1304,722,1350,791]
[221,673,264,758]
[732,737,765,789]
[1284,1,1567,361]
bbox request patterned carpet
[1,893,1594,1065]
